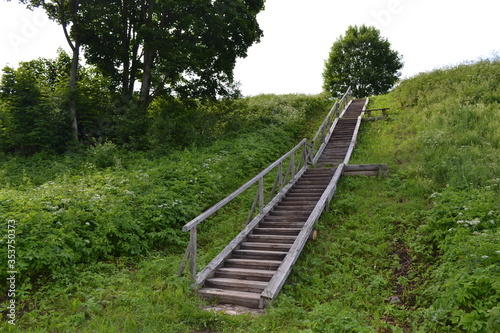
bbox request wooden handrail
[179,139,310,279]
[182,138,307,232]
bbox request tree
[13,0,82,140]
[76,0,264,109]
[323,25,403,98]
[0,56,73,154]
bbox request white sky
[1,0,499,96]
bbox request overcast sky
[1,0,499,96]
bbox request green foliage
[0,57,73,155]
[1,60,499,332]
[88,141,120,168]
[0,51,118,154]
[414,187,499,332]
[147,93,331,152]
[388,59,500,189]
[323,25,403,98]
[0,93,315,294]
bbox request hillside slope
[1,61,498,332]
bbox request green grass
[1,60,499,332]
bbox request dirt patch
[378,240,415,333]
[392,240,415,307]
[203,304,265,316]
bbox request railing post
[190,227,197,281]
[278,162,283,191]
[290,153,295,180]
[258,177,264,214]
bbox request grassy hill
[1,60,499,332]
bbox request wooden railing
[179,87,353,283]
[310,87,352,164]
[179,139,311,281]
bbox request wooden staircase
[180,90,371,309]
[198,168,336,308]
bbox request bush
[88,141,120,168]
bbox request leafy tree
[76,0,264,109]
[323,25,403,98]
[12,0,82,140]
[0,51,115,154]
[0,56,73,154]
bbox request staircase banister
[182,138,308,232]
[311,101,339,144]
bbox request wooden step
[253,227,301,235]
[198,288,262,308]
[305,168,335,174]
[206,278,268,293]
[232,249,288,260]
[240,242,292,251]
[259,221,305,228]
[275,201,316,209]
[269,210,310,217]
[286,192,322,198]
[279,197,319,204]
[224,258,282,270]
[215,267,276,281]
[246,234,296,244]
[263,215,308,223]
[287,188,325,194]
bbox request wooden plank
[344,164,388,171]
[343,164,388,177]
[224,258,283,270]
[216,267,276,280]
[198,289,261,308]
[365,108,390,111]
[190,227,197,281]
[343,170,380,176]
[206,278,267,293]
[261,164,345,303]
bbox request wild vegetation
[1,59,499,332]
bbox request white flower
[481,255,489,259]
[467,218,481,226]
[85,222,90,226]
[84,240,90,244]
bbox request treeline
[1,0,266,155]
[0,51,252,155]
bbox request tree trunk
[60,0,80,141]
[69,35,80,140]
[138,0,155,110]
[139,48,155,109]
